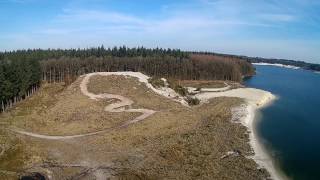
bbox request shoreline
[238,91,289,180]
[195,88,284,180]
[244,101,284,180]
[252,62,300,70]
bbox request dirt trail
[11,72,156,140]
[200,82,231,92]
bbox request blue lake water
[245,65,320,180]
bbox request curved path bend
[11,72,157,140]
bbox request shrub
[149,78,165,88]
[174,85,188,96]
[186,96,200,106]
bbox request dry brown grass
[0,75,269,180]
[87,75,182,111]
[3,79,138,136]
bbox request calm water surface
[245,65,320,180]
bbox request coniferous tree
[0,46,257,112]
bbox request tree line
[0,46,255,112]
[1,46,188,60]
[248,58,320,71]
[0,58,41,112]
[193,51,320,72]
[40,54,254,84]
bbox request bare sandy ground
[195,88,274,107]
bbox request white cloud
[40,6,274,37]
[259,14,297,22]
[1,0,319,62]
[57,9,146,25]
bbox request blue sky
[0,0,319,63]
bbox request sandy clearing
[195,88,275,108]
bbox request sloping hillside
[0,72,269,180]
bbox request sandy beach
[243,100,286,180]
[194,87,285,180]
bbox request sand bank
[253,62,300,70]
[195,87,284,180]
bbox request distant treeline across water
[0,46,256,112]
[201,52,320,72]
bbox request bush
[186,96,200,106]
[174,85,188,96]
[149,78,165,88]
[167,78,178,89]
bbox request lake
[245,65,320,180]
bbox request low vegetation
[186,96,200,106]
[148,77,165,88]
[180,80,228,89]
[180,80,243,90]
[174,85,189,96]
[0,75,269,179]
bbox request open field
[0,73,269,179]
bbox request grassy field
[0,75,269,179]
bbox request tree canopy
[0,46,255,112]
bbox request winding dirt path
[11,72,157,140]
